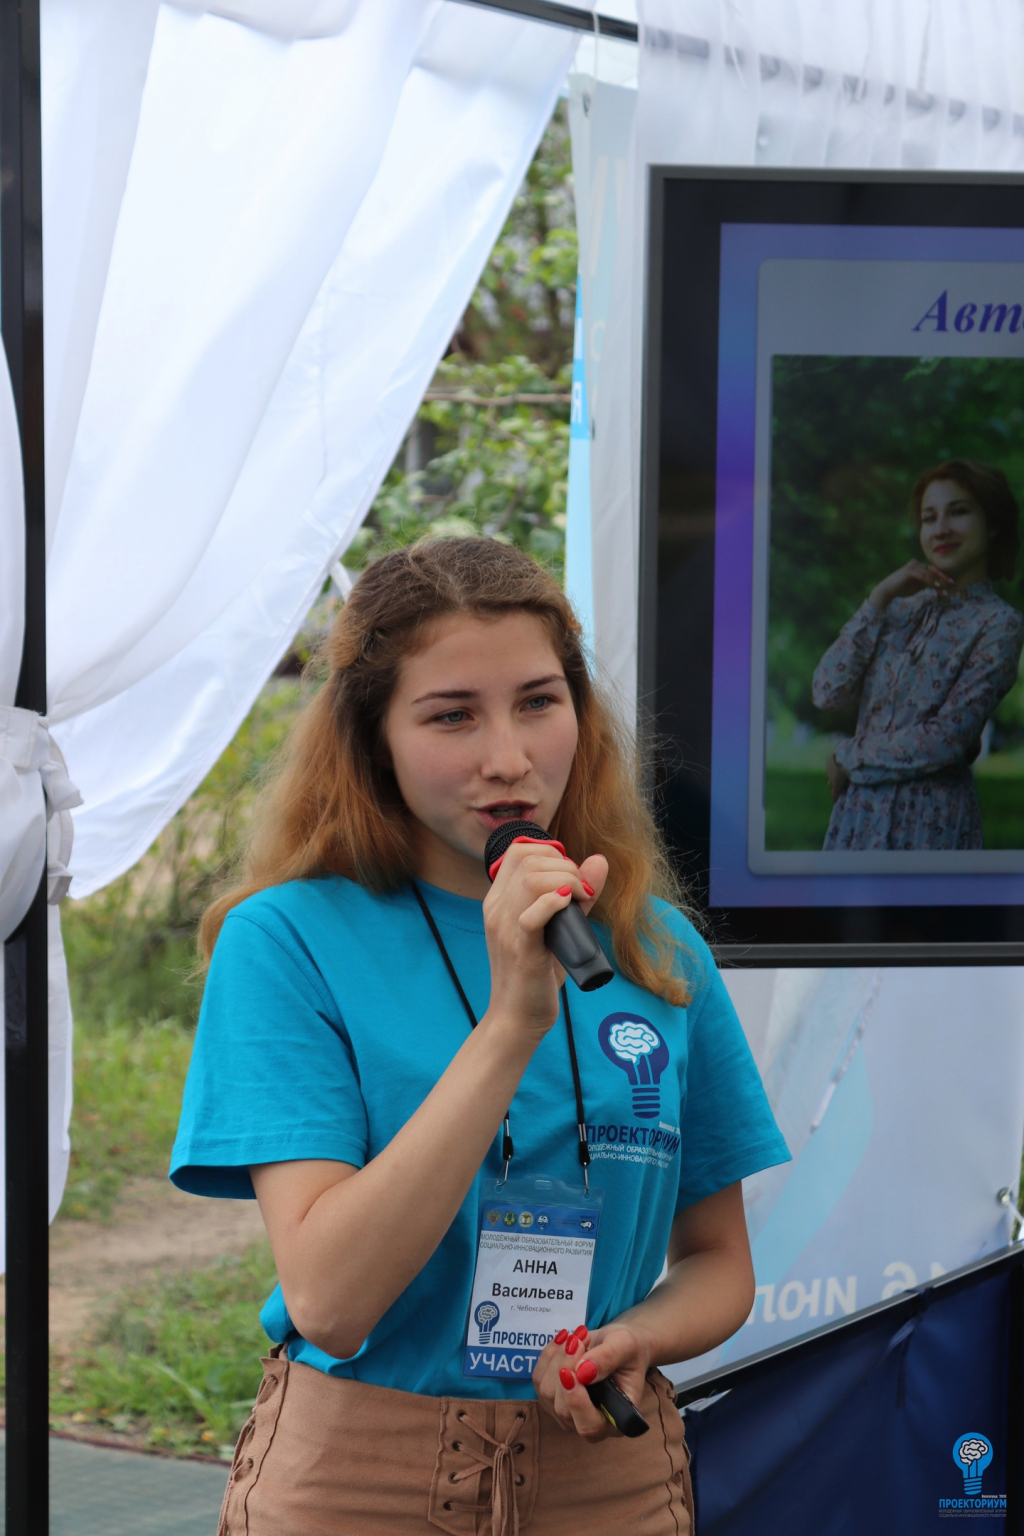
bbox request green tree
[454,102,575,371]
[349,103,576,579]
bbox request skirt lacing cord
[449,1410,527,1536]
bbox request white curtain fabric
[591,0,1024,713]
[47,0,575,896]
[0,908,74,1253]
[0,358,78,1242]
[0,0,574,1248]
[0,359,38,941]
[0,361,24,712]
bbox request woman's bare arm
[251,1016,538,1359]
[532,1183,753,1440]
[621,1181,755,1362]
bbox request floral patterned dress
[811,580,1024,851]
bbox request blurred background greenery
[50,108,575,1457]
[765,353,1024,852]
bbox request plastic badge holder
[464,1176,603,1384]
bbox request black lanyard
[412,882,591,1193]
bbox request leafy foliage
[350,106,575,577]
[768,354,1024,738]
[50,1243,277,1457]
[348,354,571,575]
[62,680,303,1037]
[60,1018,195,1221]
[453,103,575,372]
[60,681,303,1217]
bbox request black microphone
[484,820,614,992]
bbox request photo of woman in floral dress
[812,460,1024,851]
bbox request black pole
[1,0,50,1532]
[453,0,639,41]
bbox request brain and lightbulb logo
[952,1433,993,1496]
[474,1301,499,1344]
[598,1014,670,1118]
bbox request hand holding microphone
[484,820,613,992]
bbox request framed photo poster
[641,170,1024,959]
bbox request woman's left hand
[825,751,850,803]
[533,1322,651,1441]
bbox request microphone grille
[483,819,554,876]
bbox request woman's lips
[474,803,537,832]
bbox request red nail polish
[558,1368,575,1390]
[565,1336,579,1355]
[553,1329,568,1345]
[574,1324,589,1338]
[557,884,572,897]
[576,1359,598,1386]
[582,880,595,897]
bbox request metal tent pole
[452,0,639,39]
[1,0,50,1531]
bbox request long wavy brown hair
[201,538,693,1005]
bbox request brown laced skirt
[218,1347,694,1536]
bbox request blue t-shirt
[170,876,788,1399]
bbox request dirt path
[0,1177,267,1352]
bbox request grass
[44,685,301,1451]
[764,770,835,851]
[764,767,1024,851]
[62,898,203,1045]
[60,844,202,1221]
[49,1242,278,1458]
[972,777,1024,850]
[61,1013,195,1221]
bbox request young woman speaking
[172,538,788,1536]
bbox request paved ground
[0,1435,229,1535]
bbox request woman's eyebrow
[411,673,566,706]
[517,673,565,691]
[412,688,477,705]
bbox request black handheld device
[483,821,614,992]
[585,1377,650,1438]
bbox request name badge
[463,1176,603,1382]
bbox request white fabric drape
[0,0,575,1248]
[0,350,79,1247]
[48,0,574,896]
[591,0,1024,714]
[0,356,37,942]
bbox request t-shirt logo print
[598,1013,669,1119]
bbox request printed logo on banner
[598,1014,670,1118]
[473,1302,499,1344]
[938,1432,1004,1519]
